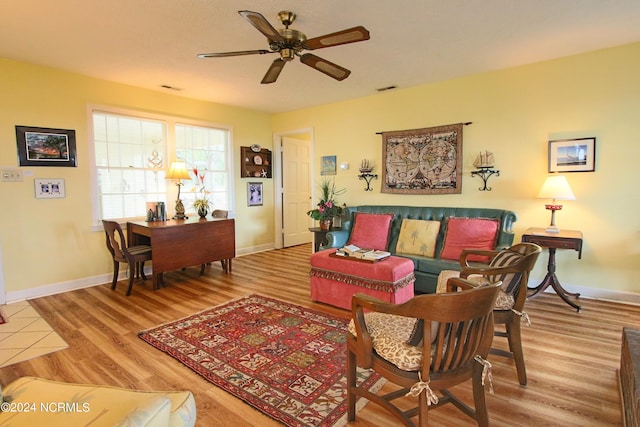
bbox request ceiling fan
[197,10,370,84]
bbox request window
[175,124,231,211]
[91,108,233,223]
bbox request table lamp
[537,175,575,233]
[166,161,191,219]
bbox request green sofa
[322,205,517,294]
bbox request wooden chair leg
[140,261,147,280]
[418,392,430,427]
[472,362,490,427]
[506,318,527,386]
[346,347,357,422]
[199,264,206,276]
[125,270,135,296]
[111,262,120,290]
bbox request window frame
[88,105,235,228]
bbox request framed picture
[548,137,596,172]
[34,178,66,199]
[381,123,463,194]
[320,155,337,175]
[247,182,263,206]
[16,125,77,167]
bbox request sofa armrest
[322,230,350,249]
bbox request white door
[282,136,312,247]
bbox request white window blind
[175,124,231,211]
[91,108,232,222]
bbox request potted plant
[307,178,346,230]
[192,168,211,218]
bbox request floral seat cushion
[348,312,426,371]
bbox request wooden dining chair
[347,278,501,426]
[437,242,542,386]
[200,210,230,275]
[456,243,541,386]
[102,220,152,296]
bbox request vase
[319,219,333,231]
[197,205,208,218]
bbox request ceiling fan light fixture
[280,48,296,61]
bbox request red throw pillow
[347,212,395,251]
[440,217,499,261]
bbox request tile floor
[0,301,68,368]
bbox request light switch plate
[1,169,23,182]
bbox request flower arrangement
[307,178,346,220]
[191,168,211,214]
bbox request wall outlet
[1,169,23,182]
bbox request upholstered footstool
[309,249,415,310]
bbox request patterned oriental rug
[139,294,385,427]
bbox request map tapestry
[381,123,463,194]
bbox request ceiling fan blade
[299,54,351,81]
[239,10,284,43]
[261,58,287,84]
[197,50,273,58]
[304,26,370,50]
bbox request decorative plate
[250,144,261,152]
[253,155,263,165]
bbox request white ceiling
[2,0,640,113]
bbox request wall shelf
[358,173,378,191]
[470,167,499,191]
[240,146,272,178]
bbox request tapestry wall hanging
[381,123,463,194]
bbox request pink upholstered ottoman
[309,249,415,310]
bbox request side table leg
[549,273,582,312]
[528,247,556,297]
[527,273,553,298]
[527,247,581,312]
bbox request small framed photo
[16,125,77,167]
[35,178,66,199]
[548,137,596,172]
[320,155,337,175]
[247,182,263,206]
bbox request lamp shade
[537,175,575,201]
[166,161,191,180]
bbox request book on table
[336,244,391,261]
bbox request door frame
[273,127,314,249]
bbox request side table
[309,227,341,252]
[521,227,583,312]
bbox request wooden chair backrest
[351,278,500,378]
[102,220,128,263]
[211,210,228,218]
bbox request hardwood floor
[1,243,636,426]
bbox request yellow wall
[273,42,640,298]
[0,59,273,296]
[2,41,640,301]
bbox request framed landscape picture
[16,125,77,167]
[321,155,337,175]
[548,137,596,172]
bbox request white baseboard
[6,273,115,303]
[5,243,278,304]
[6,252,638,307]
